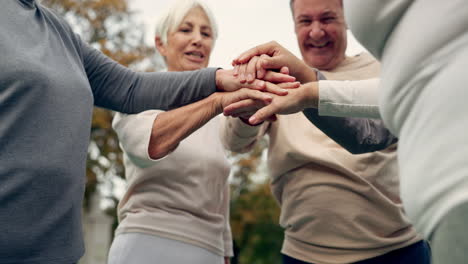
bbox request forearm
[303,108,398,154]
[148,93,221,159]
[318,78,381,118]
[82,43,217,113]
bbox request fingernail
[259,80,265,87]
[247,74,253,82]
[249,116,257,124]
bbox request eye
[179,27,191,33]
[202,31,211,38]
[322,17,335,23]
[298,19,312,25]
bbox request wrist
[301,82,319,109]
[296,63,318,83]
[215,69,226,91]
[208,92,224,115]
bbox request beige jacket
[220,53,420,264]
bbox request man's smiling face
[292,0,347,70]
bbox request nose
[308,22,325,40]
[191,32,203,47]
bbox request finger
[246,56,259,83]
[238,89,273,105]
[263,71,296,83]
[280,66,289,75]
[249,104,278,125]
[263,82,288,96]
[234,41,277,64]
[223,99,256,116]
[239,63,248,83]
[256,54,270,79]
[233,65,240,77]
[241,79,266,91]
[259,55,288,71]
[223,99,264,116]
[223,100,258,116]
[277,81,301,89]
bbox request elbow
[337,141,366,155]
[222,139,256,154]
[148,142,179,160]
[148,147,167,160]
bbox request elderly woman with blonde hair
[107,1,297,264]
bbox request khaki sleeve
[221,184,234,257]
[219,116,269,153]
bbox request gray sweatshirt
[0,0,217,263]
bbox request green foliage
[231,183,283,264]
[229,138,284,264]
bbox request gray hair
[155,0,218,46]
[289,0,343,16]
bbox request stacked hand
[222,41,321,125]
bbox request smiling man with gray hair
[221,0,431,263]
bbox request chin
[304,55,334,69]
[183,63,207,71]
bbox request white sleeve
[318,78,381,119]
[112,110,166,168]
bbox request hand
[224,82,319,125]
[216,69,299,96]
[211,88,274,115]
[232,41,318,83]
[222,82,300,119]
[234,56,296,84]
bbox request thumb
[260,56,287,71]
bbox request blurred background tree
[229,138,283,264]
[41,0,283,262]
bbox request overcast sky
[129,0,365,69]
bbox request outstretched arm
[146,89,273,159]
[224,81,397,154]
[302,108,398,154]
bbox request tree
[229,138,284,264]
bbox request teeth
[309,42,329,48]
[187,51,203,58]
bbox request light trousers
[108,232,223,264]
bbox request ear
[155,36,167,56]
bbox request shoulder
[37,3,82,44]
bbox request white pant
[107,233,223,264]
